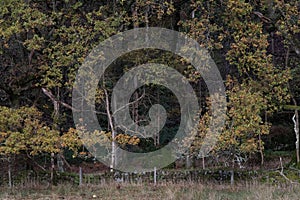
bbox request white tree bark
[292,110,299,163]
[104,89,116,172]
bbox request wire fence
[0,166,259,188]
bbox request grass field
[0,181,299,200]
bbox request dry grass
[0,181,299,200]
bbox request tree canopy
[0,0,300,171]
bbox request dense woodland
[1,0,300,187]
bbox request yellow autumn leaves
[0,106,140,158]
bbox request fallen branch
[276,157,298,184]
[289,166,300,173]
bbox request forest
[1,0,300,199]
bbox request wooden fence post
[154,167,157,185]
[79,167,83,186]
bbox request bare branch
[112,90,145,116]
[42,87,107,115]
[276,157,298,184]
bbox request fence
[0,166,259,187]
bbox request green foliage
[178,1,293,164]
[0,0,299,170]
[218,78,270,153]
[0,106,60,155]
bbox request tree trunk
[231,157,235,185]
[57,153,64,172]
[258,131,264,166]
[8,156,12,188]
[258,112,268,166]
[230,170,234,186]
[50,152,55,184]
[104,89,116,171]
[155,90,160,146]
[286,46,300,163]
[292,98,299,163]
